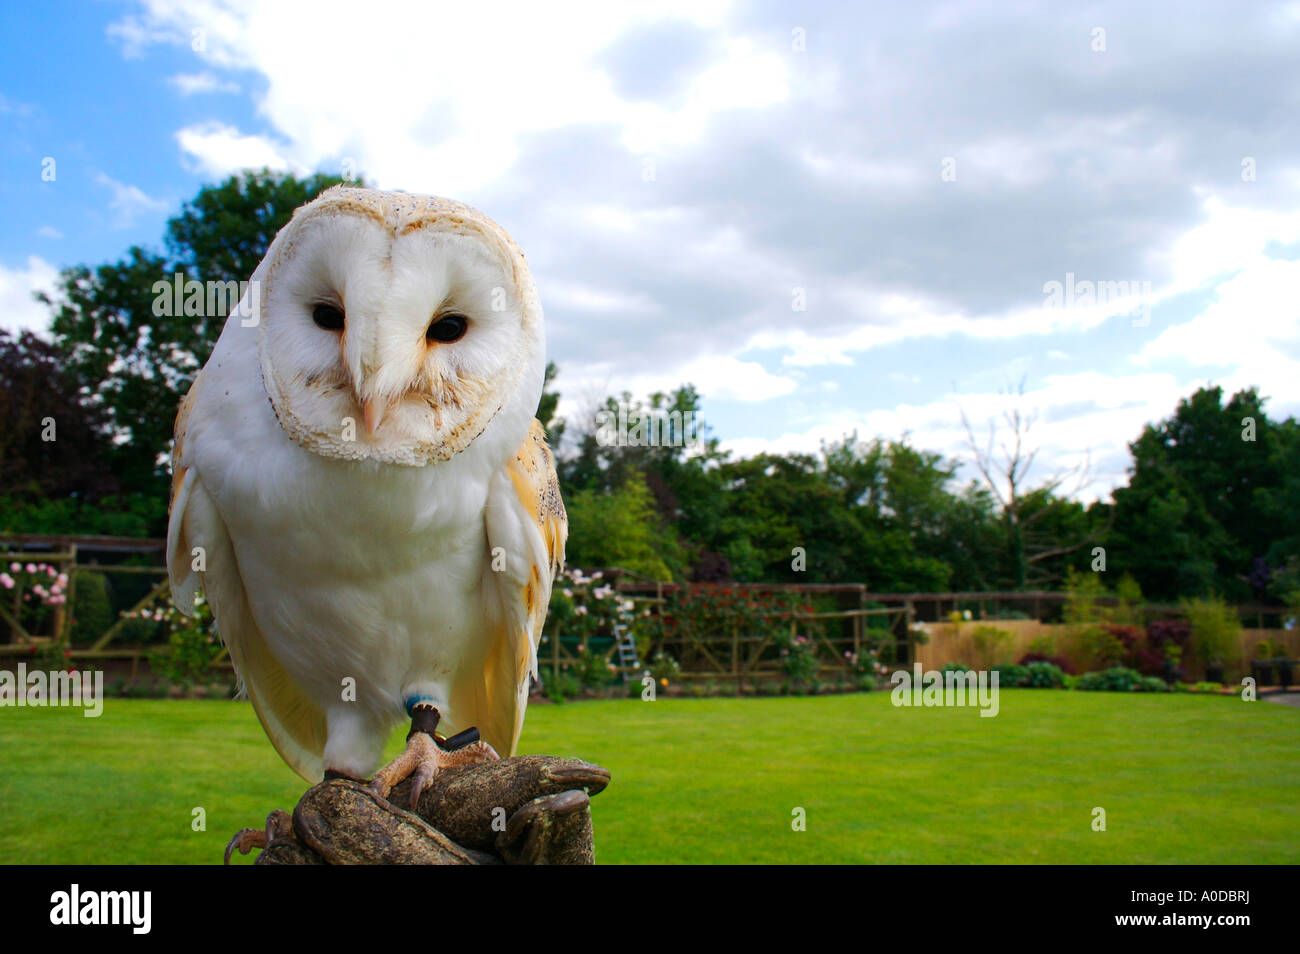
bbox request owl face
[252,188,543,466]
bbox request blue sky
[3,1,1299,501]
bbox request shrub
[1181,595,1241,668]
[1146,619,1192,652]
[990,661,1065,688]
[548,567,641,654]
[1024,661,1067,688]
[544,670,581,702]
[775,632,819,687]
[1103,624,1142,654]
[992,663,1030,687]
[69,570,113,645]
[648,651,681,687]
[1025,633,1057,657]
[139,594,222,686]
[1075,625,1126,669]
[1018,652,1078,675]
[1063,568,1107,625]
[1075,666,1168,692]
[148,625,223,687]
[970,625,1012,668]
[940,661,972,673]
[1254,639,1279,659]
[1103,624,1165,677]
[1076,668,1137,692]
[1112,573,1145,626]
[570,644,617,689]
[0,560,68,636]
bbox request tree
[0,329,118,501]
[960,386,1107,589]
[1106,386,1295,601]
[535,362,564,446]
[564,476,684,580]
[0,329,166,535]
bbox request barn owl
[166,186,566,813]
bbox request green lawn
[1,690,1296,864]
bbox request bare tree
[958,381,1109,589]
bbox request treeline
[2,171,1297,607]
[545,383,1299,606]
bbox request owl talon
[409,761,437,810]
[368,729,500,807]
[224,810,293,864]
[224,827,266,864]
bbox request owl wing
[167,371,328,781]
[457,418,567,756]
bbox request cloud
[175,121,293,178]
[36,226,63,240]
[1140,257,1300,404]
[720,369,1190,501]
[0,257,59,335]
[111,0,787,193]
[169,71,240,95]
[106,0,1300,502]
[94,173,169,228]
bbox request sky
[2,0,1298,501]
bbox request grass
[1,690,1296,864]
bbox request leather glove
[228,755,610,865]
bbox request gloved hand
[227,755,611,865]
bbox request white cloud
[721,369,1191,502]
[545,280,660,315]
[750,282,1147,368]
[679,355,798,402]
[111,0,791,194]
[1159,196,1300,294]
[169,71,240,95]
[104,1,1300,509]
[555,353,797,430]
[36,226,63,240]
[1140,257,1300,404]
[94,173,169,228]
[799,148,922,188]
[619,37,789,153]
[175,121,293,178]
[0,256,59,335]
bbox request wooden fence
[0,534,232,675]
[1,534,1293,685]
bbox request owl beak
[362,396,387,435]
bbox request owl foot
[224,809,293,864]
[368,704,499,810]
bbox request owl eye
[312,303,345,332]
[426,313,468,343]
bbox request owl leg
[367,702,499,810]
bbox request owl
[166,187,566,809]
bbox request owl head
[249,186,544,466]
